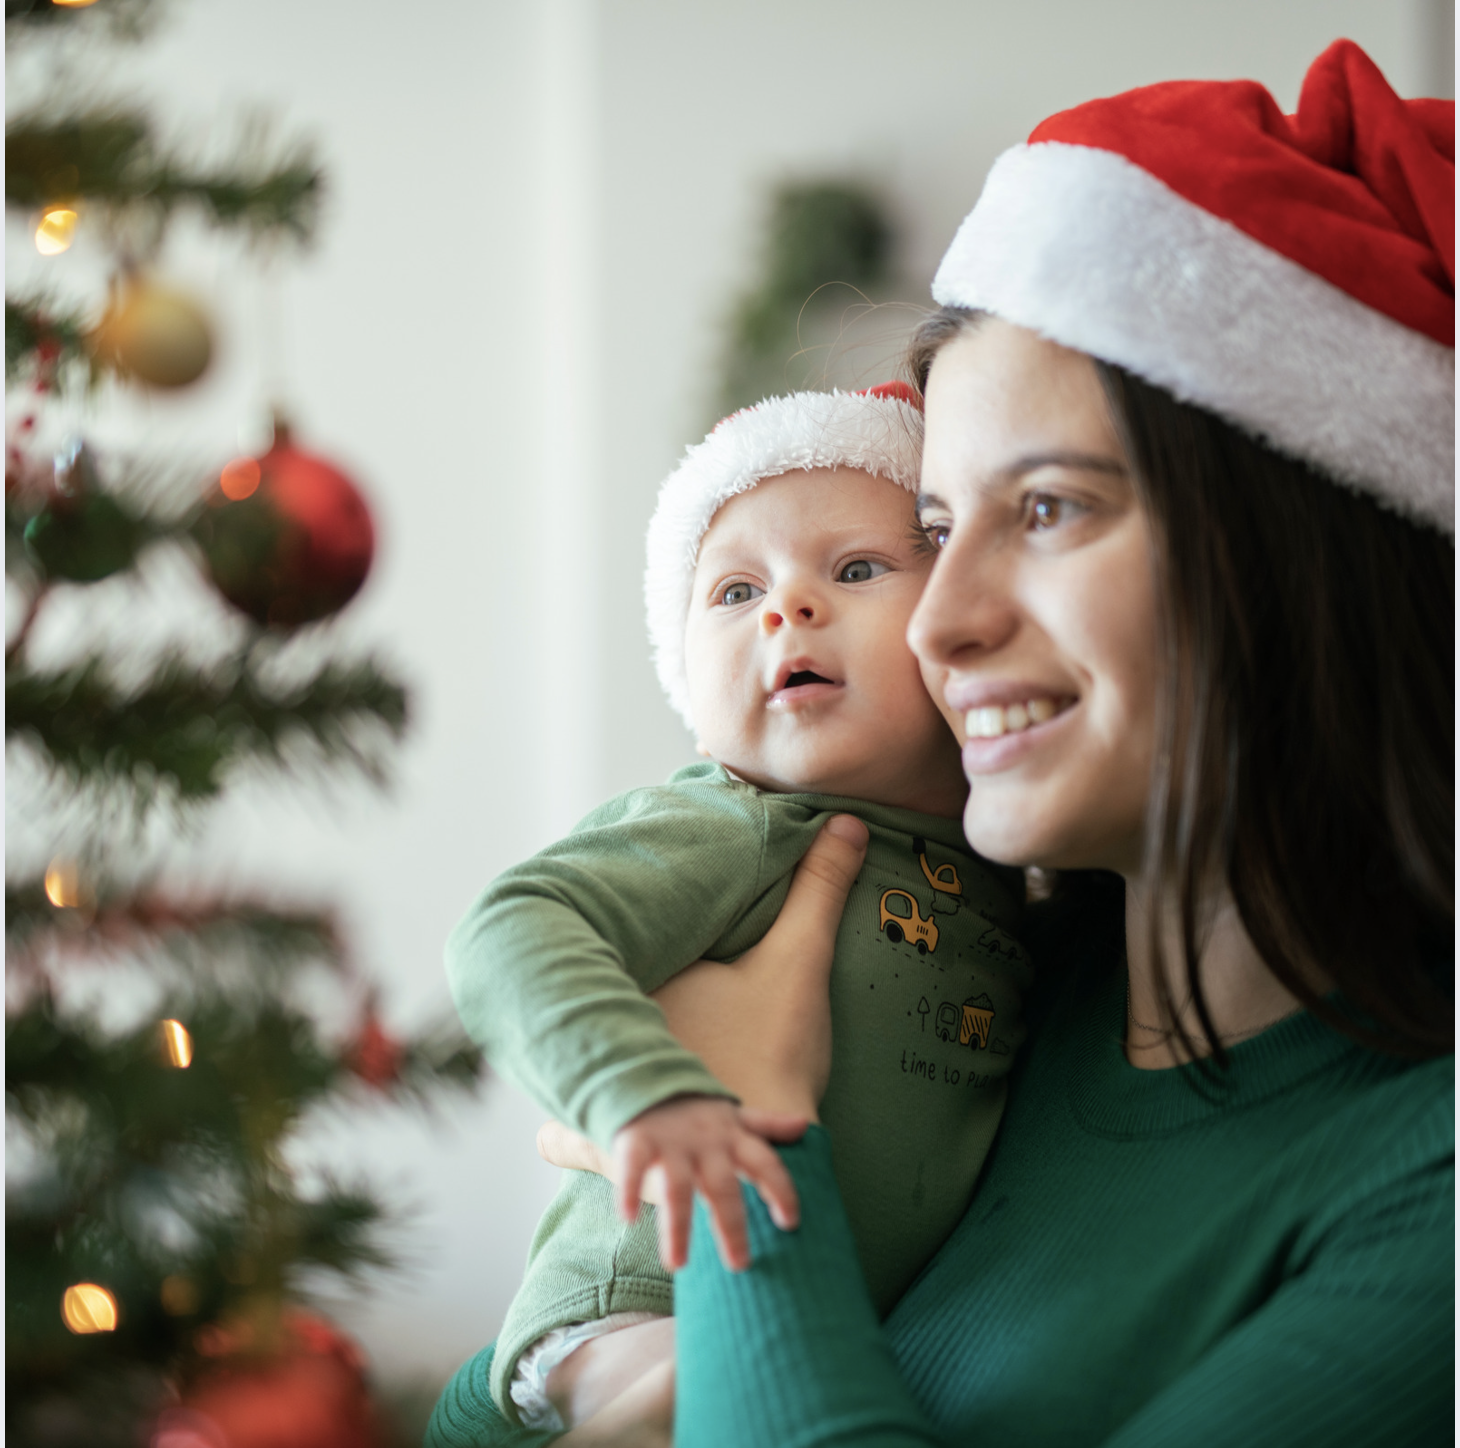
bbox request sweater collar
[1059,960,1371,1138]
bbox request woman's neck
[1121,882,1309,1070]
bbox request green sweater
[429,928,1454,1447]
[445,763,1029,1416]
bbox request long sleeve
[665,959,1453,1448]
[672,1102,1452,1448]
[675,1128,943,1448]
[446,775,784,1145]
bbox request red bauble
[348,1010,404,1091]
[196,428,374,628]
[156,1313,381,1448]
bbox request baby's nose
[761,600,816,631]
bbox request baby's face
[683,467,967,816]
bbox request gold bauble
[90,278,214,388]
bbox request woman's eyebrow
[916,452,1125,515]
[1000,451,1126,481]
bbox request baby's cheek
[918,656,964,744]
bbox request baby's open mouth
[784,669,834,689]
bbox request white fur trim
[645,390,923,731]
[933,142,1454,534]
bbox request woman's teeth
[965,698,1060,739]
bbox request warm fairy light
[62,1282,118,1334]
[35,207,78,256]
[44,858,83,908]
[159,1019,194,1068]
[53,0,103,6]
[159,1274,200,1316]
[219,457,262,501]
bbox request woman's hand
[538,814,869,1266]
[651,813,869,1118]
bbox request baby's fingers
[613,1132,653,1224]
[697,1157,751,1272]
[734,1131,801,1232]
[656,1161,695,1273]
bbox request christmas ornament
[347,1006,403,1090]
[89,274,213,389]
[194,424,375,628]
[23,440,149,582]
[159,1312,381,1448]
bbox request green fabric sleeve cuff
[584,1062,739,1147]
[675,1126,943,1448]
[425,1343,559,1448]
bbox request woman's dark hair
[909,307,1454,1061]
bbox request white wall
[6,0,1447,1382]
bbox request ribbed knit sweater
[428,949,1453,1448]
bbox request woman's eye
[837,559,889,583]
[915,519,950,552]
[719,581,764,606]
[1031,496,1061,529]
[1026,492,1084,531]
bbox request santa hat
[932,39,1454,533]
[645,383,923,730]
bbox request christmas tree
[5,4,483,1444]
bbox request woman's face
[908,319,1159,876]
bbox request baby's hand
[612,1094,801,1273]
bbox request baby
[446,385,1032,1433]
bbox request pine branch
[6,110,322,242]
[392,1024,488,1103]
[7,652,410,800]
[6,295,93,383]
[5,884,346,979]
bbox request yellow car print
[879,889,939,954]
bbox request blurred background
[7,0,1453,1409]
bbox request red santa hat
[932,39,1454,533]
[645,383,923,730]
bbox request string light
[159,1019,194,1068]
[43,857,83,908]
[219,457,262,501]
[34,207,78,256]
[53,0,103,6]
[62,1282,118,1334]
[159,1275,200,1316]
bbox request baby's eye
[719,581,764,606]
[837,559,889,583]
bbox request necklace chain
[1124,994,1298,1047]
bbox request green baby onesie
[444,762,1031,1421]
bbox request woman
[430,40,1452,1448]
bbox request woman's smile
[959,695,1079,774]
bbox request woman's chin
[961,797,1085,872]
[961,806,1040,868]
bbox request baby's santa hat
[645,383,923,731]
[933,38,1454,533]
